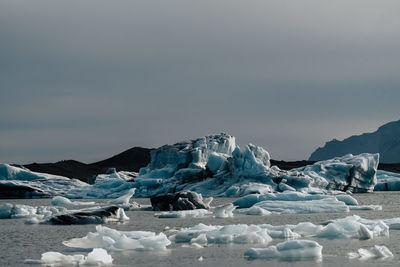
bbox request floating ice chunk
[25,248,112,266]
[349,205,382,211]
[254,198,349,214]
[0,203,65,219]
[348,245,393,259]
[63,225,171,251]
[214,203,236,218]
[235,206,271,216]
[51,196,95,206]
[0,203,13,218]
[245,240,323,261]
[335,195,358,205]
[48,206,129,225]
[156,209,211,218]
[190,234,208,245]
[317,215,389,239]
[173,223,272,245]
[358,224,373,240]
[83,248,113,265]
[108,188,136,206]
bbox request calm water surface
[1,192,400,266]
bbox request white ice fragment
[245,240,322,261]
[63,225,171,251]
[0,203,13,218]
[358,224,373,240]
[108,188,136,205]
[214,203,236,218]
[190,234,208,245]
[156,209,211,219]
[51,196,95,206]
[335,195,358,205]
[26,248,112,266]
[348,245,393,259]
[234,206,271,216]
[83,248,113,265]
[198,256,204,261]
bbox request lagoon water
[1,192,400,266]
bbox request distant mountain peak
[309,119,400,163]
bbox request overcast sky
[1,0,400,164]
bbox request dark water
[1,192,400,266]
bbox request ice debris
[63,225,171,251]
[348,245,393,259]
[214,203,236,218]
[245,240,323,261]
[156,209,211,218]
[25,248,112,266]
[51,196,95,206]
[48,206,129,225]
[0,203,65,219]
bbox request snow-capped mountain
[309,120,400,163]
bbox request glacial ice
[51,196,95,206]
[25,248,113,266]
[0,134,384,199]
[244,240,323,261]
[0,164,87,198]
[374,170,400,191]
[0,203,65,219]
[214,203,236,218]
[232,191,363,214]
[172,223,272,245]
[155,209,211,218]
[48,206,129,225]
[348,245,393,259]
[63,225,171,251]
[171,215,390,246]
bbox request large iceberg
[131,134,379,197]
[0,134,381,199]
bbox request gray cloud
[1,0,400,163]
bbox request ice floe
[25,248,113,266]
[0,203,65,219]
[348,245,393,259]
[245,240,323,261]
[155,209,211,218]
[51,196,95,206]
[63,225,171,251]
[214,203,236,218]
[150,191,213,211]
[48,206,129,225]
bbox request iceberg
[374,170,400,191]
[245,240,323,261]
[63,225,171,251]
[129,134,379,197]
[0,164,87,198]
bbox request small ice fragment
[108,188,136,205]
[198,256,204,261]
[214,203,236,218]
[245,240,323,261]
